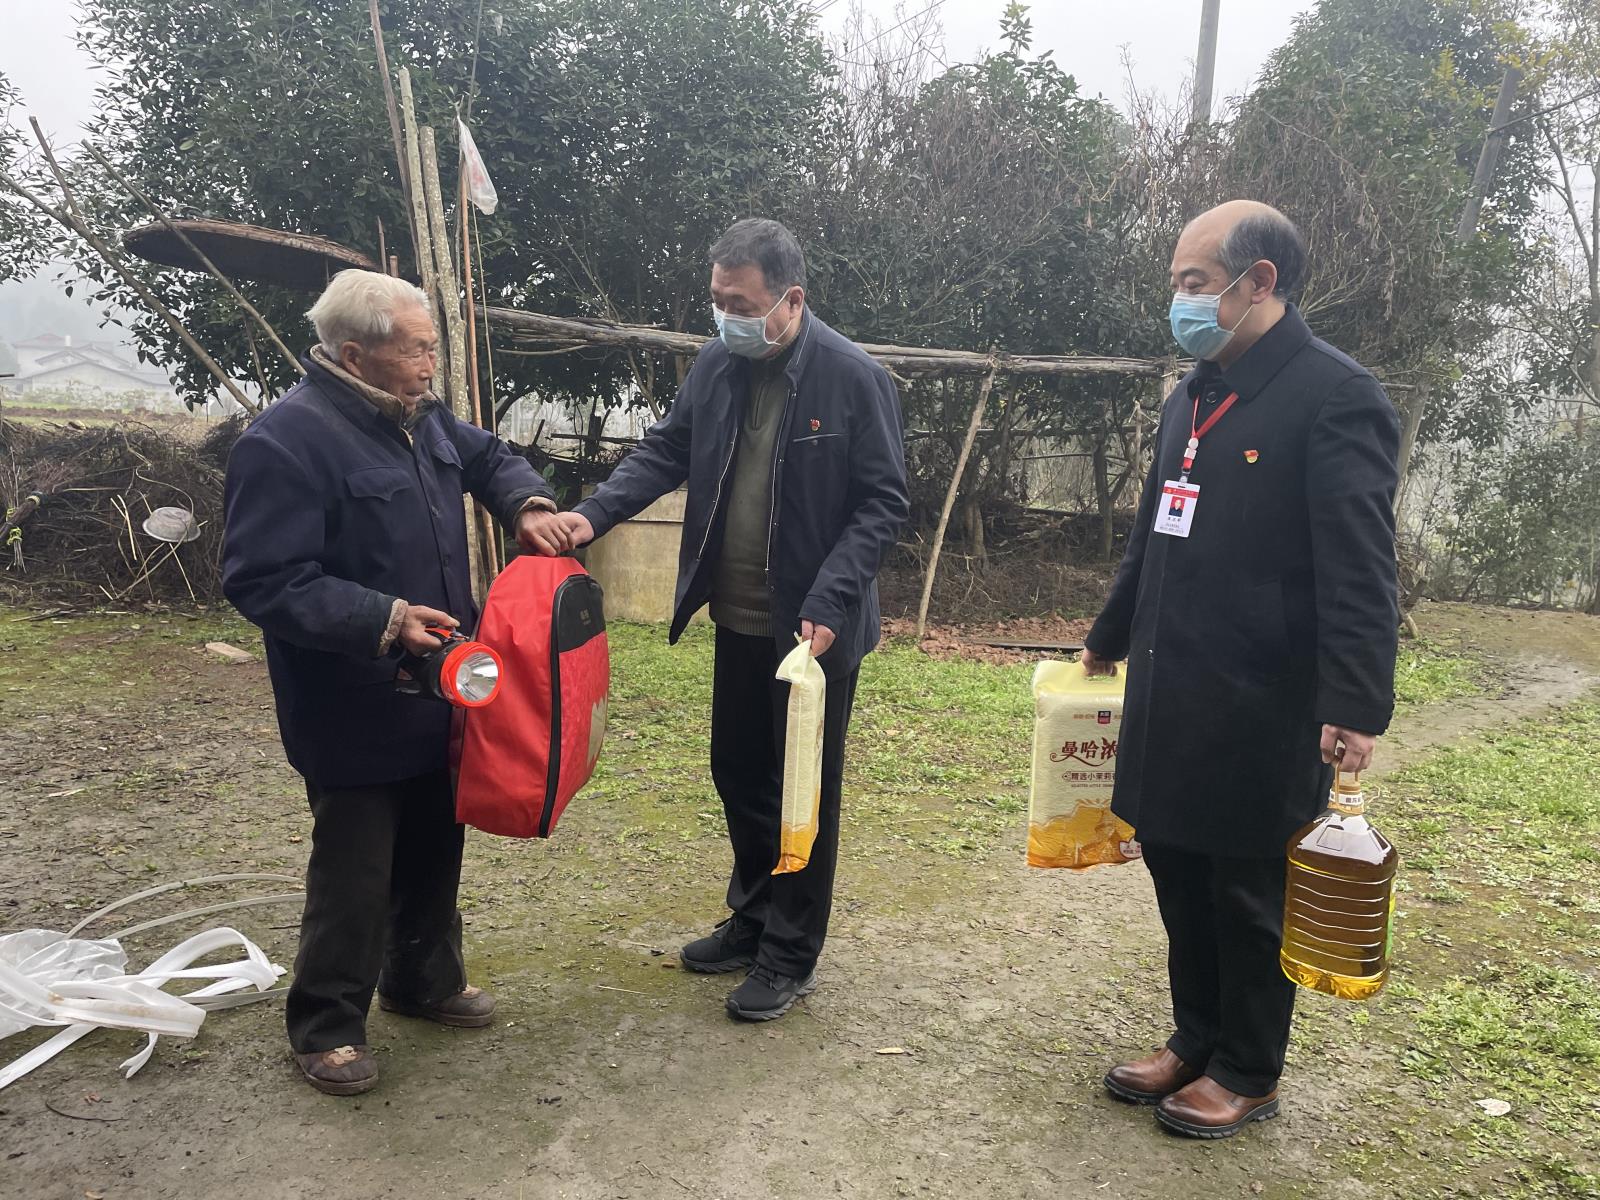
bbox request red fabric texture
[454,555,609,838]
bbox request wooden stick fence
[485,306,1179,644]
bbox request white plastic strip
[0,926,286,1091]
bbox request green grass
[1393,638,1489,708]
[1386,702,1600,889]
[0,608,260,702]
[590,623,1035,868]
[1325,701,1600,1198]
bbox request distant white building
[1,333,184,411]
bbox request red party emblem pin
[1244,449,1260,464]
[809,418,821,432]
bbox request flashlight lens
[454,652,500,704]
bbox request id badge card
[1153,480,1200,538]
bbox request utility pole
[1455,66,1522,240]
[1192,0,1221,125]
[1394,66,1522,510]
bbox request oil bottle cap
[1329,769,1365,814]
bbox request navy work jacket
[222,356,553,787]
[572,311,910,680]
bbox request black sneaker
[725,965,818,1021]
[680,914,761,974]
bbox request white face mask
[713,292,797,357]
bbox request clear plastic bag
[0,930,128,1039]
[774,638,827,875]
[1027,660,1141,870]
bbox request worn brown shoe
[378,985,496,1028]
[295,1044,378,1096]
[1103,1047,1202,1105]
[1156,1075,1280,1138]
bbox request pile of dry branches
[0,417,242,607]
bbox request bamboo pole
[5,122,258,416]
[398,70,436,299]
[418,124,484,599]
[368,0,416,266]
[421,128,469,421]
[460,167,500,581]
[915,362,998,641]
[80,140,302,376]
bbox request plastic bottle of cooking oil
[1280,769,1398,1001]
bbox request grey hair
[306,269,431,357]
[709,218,806,297]
[1218,210,1308,299]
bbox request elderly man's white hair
[306,269,432,358]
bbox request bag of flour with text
[1028,660,1141,869]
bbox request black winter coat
[573,311,910,679]
[1084,307,1400,857]
[222,356,554,788]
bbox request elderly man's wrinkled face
[340,304,438,406]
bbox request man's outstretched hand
[517,508,573,556]
[553,511,596,552]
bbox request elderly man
[223,269,568,1095]
[1084,201,1399,1137]
[552,218,909,1021]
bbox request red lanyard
[1181,391,1238,480]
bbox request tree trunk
[1092,432,1115,562]
[961,490,987,566]
[1394,380,1429,516]
[1585,294,1600,445]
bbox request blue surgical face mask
[1169,270,1253,360]
[713,292,797,358]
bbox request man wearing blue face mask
[1082,201,1400,1138]
[551,218,909,1021]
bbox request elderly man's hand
[800,620,835,657]
[398,605,458,656]
[517,507,572,556]
[1321,725,1377,775]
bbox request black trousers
[285,769,467,1053]
[709,626,859,977]
[1140,842,1297,1098]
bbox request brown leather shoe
[295,1044,378,1096]
[1103,1047,1202,1104]
[1156,1075,1280,1138]
[378,985,496,1028]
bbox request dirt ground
[1,602,1597,1200]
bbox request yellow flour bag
[774,639,826,874]
[1028,660,1141,870]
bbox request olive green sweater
[709,348,792,636]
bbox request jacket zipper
[765,385,796,579]
[540,575,580,836]
[696,402,741,563]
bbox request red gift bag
[454,555,609,838]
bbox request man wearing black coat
[1084,201,1400,1138]
[553,218,910,1021]
[223,270,569,1095]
